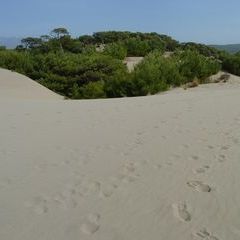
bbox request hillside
[210,44,240,54]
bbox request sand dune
[0,70,240,240]
[0,68,63,100]
[123,57,144,72]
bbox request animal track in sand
[172,203,191,222]
[194,228,219,239]
[81,213,100,235]
[187,181,211,192]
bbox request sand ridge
[0,68,63,100]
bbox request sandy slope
[0,68,63,100]
[123,57,144,72]
[0,71,240,240]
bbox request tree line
[1,27,236,99]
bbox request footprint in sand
[25,196,49,215]
[221,145,229,151]
[194,166,210,174]
[207,145,214,150]
[191,155,200,161]
[99,182,118,199]
[194,228,219,239]
[187,181,211,192]
[120,161,140,183]
[54,188,78,209]
[172,203,191,222]
[182,144,190,149]
[135,138,143,145]
[77,180,101,197]
[218,154,226,163]
[81,213,100,235]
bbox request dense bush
[36,53,128,97]
[105,50,220,98]
[80,31,177,56]
[181,42,221,59]
[104,70,133,97]
[103,42,127,60]
[130,52,179,95]
[0,28,227,99]
[78,81,106,99]
[0,50,34,75]
[124,38,165,57]
[176,50,221,83]
[222,55,240,76]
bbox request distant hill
[0,37,21,49]
[210,44,240,54]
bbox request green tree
[50,28,70,53]
[21,37,42,49]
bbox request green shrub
[222,54,240,76]
[0,50,34,75]
[103,42,127,60]
[124,38,151,57]
[104,71,133,97]
[78,81,106,99]
[176,50,221,83]
[37,53,128,97]
[130,51,181,95]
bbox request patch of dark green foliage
[0,28,225,99]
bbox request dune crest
[0,68,63,100]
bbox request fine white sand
[0,68,63,100]
[1,69,240,240]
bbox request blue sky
[0,0,239,44]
